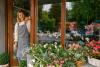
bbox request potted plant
[67,44,86,67]
[87,40,100,67]
[0,52,9,67]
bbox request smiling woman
[11,0,30,66]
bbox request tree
[38,5,43,19]
[49,3,61,31]
[94,0,100,20]
[68,0,100,29]
[38,11,56,32]
[69,0,100,21]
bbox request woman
[85,23,94,35]
[68,21,79,35]
[14,9,30,61]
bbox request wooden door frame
[61,0,66,48]
[6,0,38,66]
[6,0,66,66]
[6,0,14,66]
[30,0,38,45]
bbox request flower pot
[0,64,9,67]
[95,59,100,67]
[76,61,84,67]
[88,57,96,66]
[88,57,100,67]
[27,54,34,67]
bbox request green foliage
[19,60,27,67]
[30,44,52,66]
[39,11,56,32]
[49,4,61,31]
[93,0,100,20]
[38,5,43,19]
[49,4,61,22]
[14,0,30,10]
[63,61,76,67]
[68,0,100,29]
[67,48,85,62]
[0,53,9,65]
[69,0,100,22]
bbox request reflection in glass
[38,2,61,44]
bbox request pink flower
[60,60,64,64]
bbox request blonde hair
[17,9,25,22]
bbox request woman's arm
[14,23,18,42]
[26,20,30,33]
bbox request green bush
[19,60,27,67]
[0,53,9,65]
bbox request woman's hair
[17,9,25,22]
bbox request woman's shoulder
[15,22,19,27]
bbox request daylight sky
[43,2,72,12]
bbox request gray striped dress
[17,22,30,60]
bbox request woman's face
[18,12,25,20]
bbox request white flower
[66,34,70,38]
[28,63,33,67]
[85,38,89,42]
[32,44,35,46]
[44,44,47,48]
[51,44,54,45]
[32,59,35,63]
[57,49,60,52]
[54,45,57,49]
[30,47,32,50]
[40,64,43,67]
[54,42,57,45]
[48,34,52,37]
[73,34,77,37]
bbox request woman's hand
[14,42,18,50]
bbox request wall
[0,0,5,53]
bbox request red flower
[88,40,96,47]
[93,45,100,55]
[96,40,100,44]
[94,46,100,50]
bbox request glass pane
[38,1,61,44]
[65,0,100,47]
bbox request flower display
[29,43,87,67]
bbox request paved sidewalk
[82,64,96,67]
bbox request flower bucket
[88,57,100,67]
[88,57,96,66]
[95,59,100,67]
[76,61,84,67]
[0,64,9,67]
[27,54,34,67]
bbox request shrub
[0,53,9,65]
